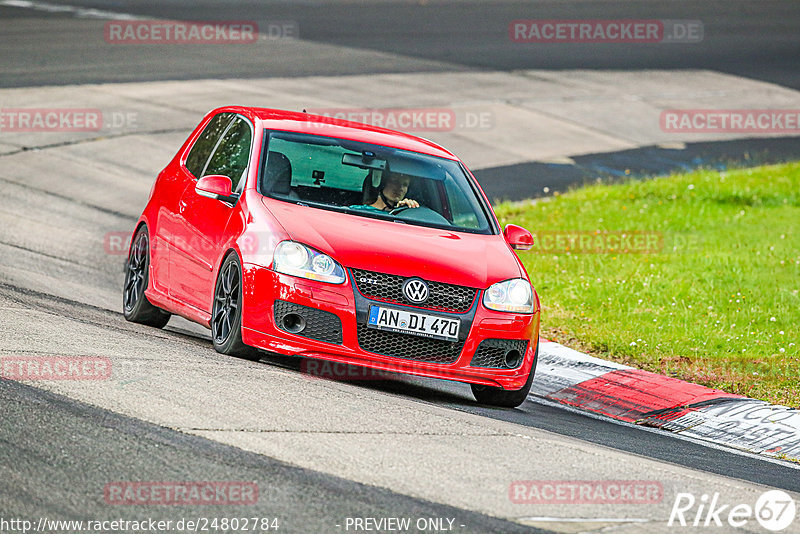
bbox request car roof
[215,106,460,160]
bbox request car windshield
[258,131,493,234]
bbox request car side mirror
[196,175,238,204]
[504,224,534,251]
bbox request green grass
[496,162,800,407]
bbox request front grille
[351,268,477,313]
[356,324,464,364]
[274,300,343,344]
[470,339,529,369]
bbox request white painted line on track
[0,0,142,20]
[518,517,651,523]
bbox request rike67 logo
[669,490,796,531]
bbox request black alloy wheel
[211,254,259,361]
[123,226,170,328]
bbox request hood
[262,198,523,289]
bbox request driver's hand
[397,198,420,209]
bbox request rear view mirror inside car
[342,152,387,170]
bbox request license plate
[368,305,460,342]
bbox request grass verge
[496,162,799,407]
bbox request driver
[351,171,420,212]
[371,172,419,211]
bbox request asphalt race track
[0,379,543,533]
[1,0,798,89]
[1,1,800,533]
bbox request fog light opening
[282,313,306,334]
[504,349,522,369]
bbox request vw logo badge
[402,278,429,304]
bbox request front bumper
[240,265,540,390]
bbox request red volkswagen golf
[124,107,540,407]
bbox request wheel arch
[211,247,244,308]
[216,247,242,275]
[127,220,149,257]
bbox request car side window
[184,112,234,178]
[203,117,253,192]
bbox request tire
[123,226,171,328]
[471,341,538,408]
[211,253,260,361]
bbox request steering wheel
[389,206,411,215]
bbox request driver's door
[169,116,252,313]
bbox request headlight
[483,278,534,313]
[273,241,346,284]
